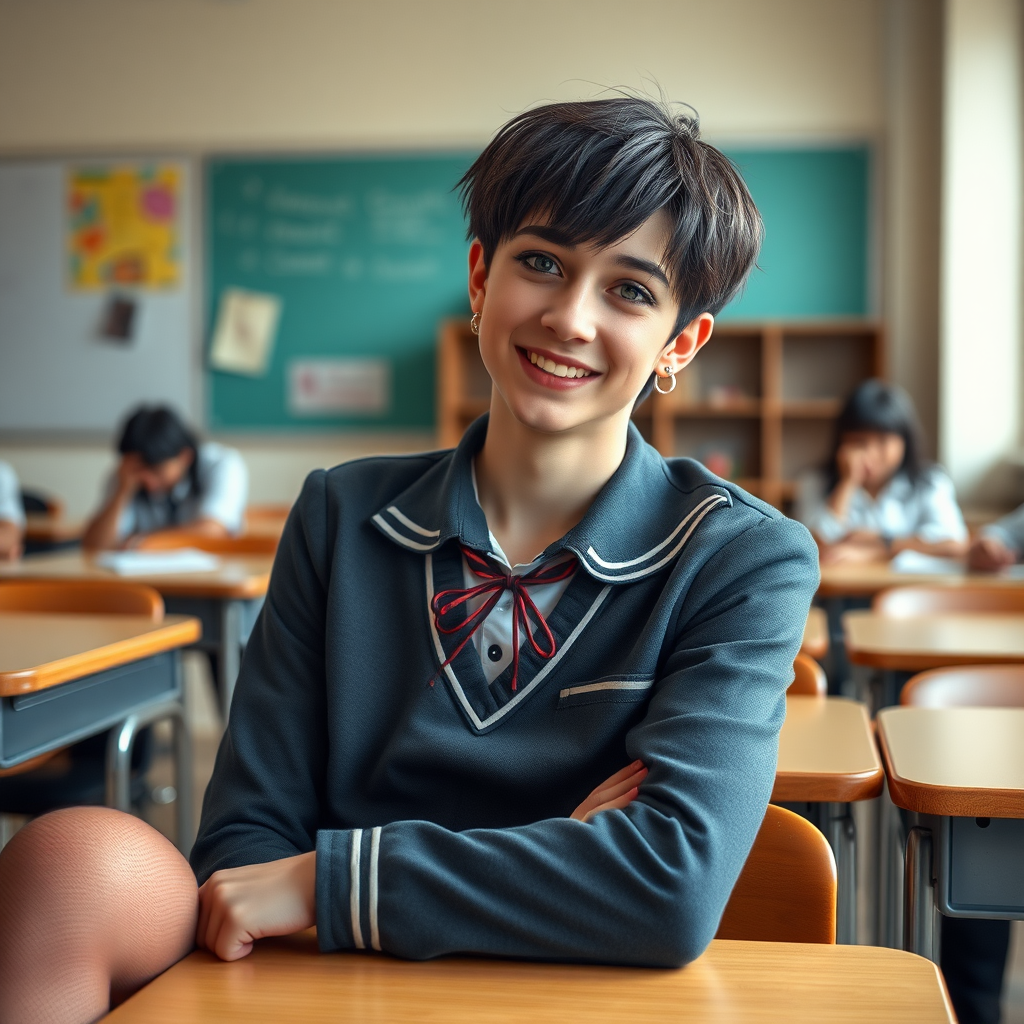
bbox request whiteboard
[0,159,196,432]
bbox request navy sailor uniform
[190,416,819,967]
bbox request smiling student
[0,97,818,1024]
[82,404,248,551]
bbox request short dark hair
[825,380,928,489]
[458,96,763,334]
[118,405,197,466]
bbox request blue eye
[515,252,561,276]
[616,282,655,306]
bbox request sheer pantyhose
[0,807,198,1024]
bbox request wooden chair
[0,580,163,621]
[873,585,1024,617]
[901,664,1024,708]
[788,652,827,696]
[135,532,278,555]
[716,804,837,943]
[20,490,63,517]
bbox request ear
[654,313,714,375]
[468,239,488,314]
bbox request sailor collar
[371,416,731,584]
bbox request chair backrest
[901,665,1024,708]
[0,580,164,620]
[788,652,827,696]
[20,490,63,517]
[716,804,837,944]
[873,585,1024,616]
[135,532,278,555]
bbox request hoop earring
[654,367,677,395]
[470,312,481,335]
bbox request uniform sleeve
[196,446,248,534]
[0,463,25,528]
[190,469,329,877]
[316,514,819,967]
[913,468,968,543]
[793,469,846,543]
[981,503,1024,555]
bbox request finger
[589,767,648,807]
[213,911,254,962]
[202,891,229,956]
[583,786,640,823]
[598,760,645,789]
[195,882,212,948]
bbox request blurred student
[0,461,25,561]
[795,380,967,565]
[82,406,247,551]
[968,503,1024,571]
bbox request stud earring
[654,366,677,395]
[470,312,481,335]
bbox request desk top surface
[818,562,1024,598]
[0,612,200,696]
[0,551,272,599]
[843,611,1024,670]
[23,513,84,544]
[773,696,883,803]
[103,931,954,1024]
[800,607,828,660]
[877,706,1024,817]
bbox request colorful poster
[67,165,181,289]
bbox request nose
[538,282,598,344]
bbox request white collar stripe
[585,493,725,570]
[560,679,654,697]
[386,506,440,538]
[425,552,611,731]
[349,829,365,950]
[368,826,382,952]
[579,495,727,583]
[372,514,438,552]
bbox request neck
[474,394,631,566]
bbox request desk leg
[218,600,243,721]
[827,802,857,944]
[905,826,938,961]
[174,652,194,854]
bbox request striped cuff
[316,826,382,952]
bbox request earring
[470,312,481,335]
[654,366,677,395]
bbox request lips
[524,348,596,379]
[515,346,600,391]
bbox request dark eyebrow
[511,224,577,248]
[614,254,670,289]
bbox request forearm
[824,479,857,523]
[0,521,22,561]
[890,536,967,559]
[82,494,131,551]
[144,518,230,543]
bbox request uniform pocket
[556,675,655,709]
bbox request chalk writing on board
[366,189,448,246]
[266,188,353,219]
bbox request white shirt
[108,441,248,540]
[0,461,25,528]
[794,466,967,545]
[982,504,1024,555]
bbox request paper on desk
[889,549,965,575]
[95,548,221,576]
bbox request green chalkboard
[207,152,475,429]
[206,146,870,429]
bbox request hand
[196,852,317,961]
[115,453,146,497]
[836,443,869,487]
[968,535,1017,572]
[820,535,888,566]
[571,760,647,823]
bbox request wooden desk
[844,611,1024,672]
[800,606,829,660]
[0,552,273,716]
[104,930,954,1024]
[818,561,1024,599]
[877,707,1024,960]
[23,513,84,548]
[774,696,883,944]
[0,611,200,850]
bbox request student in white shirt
[0,461,25,561]
[795,380,967,565]
[82,406,247,551]
[968,503,1024,571]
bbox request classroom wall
[3,0,961,515]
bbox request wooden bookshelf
[436,319,885,509]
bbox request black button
[487,644,503,662]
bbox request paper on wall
[209,288,282,376]
[288,358,390,416]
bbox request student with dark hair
[82,405,248,551]
[795,379,967,564]
[0,96,818,1024]
[0,461,25,561]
